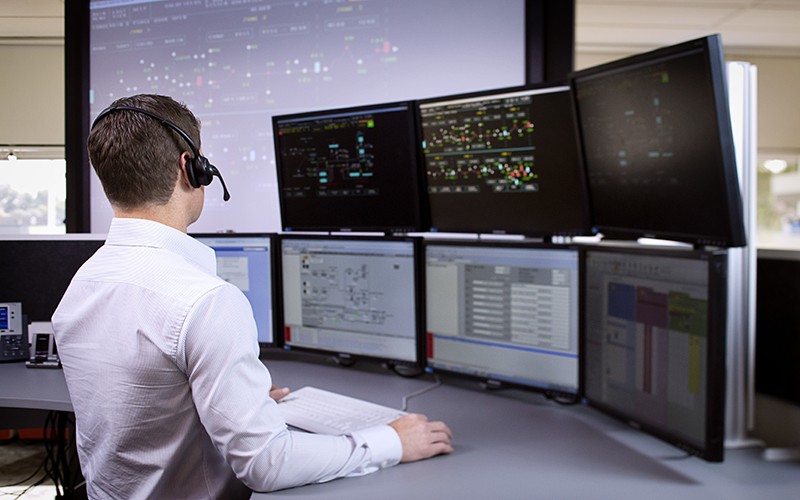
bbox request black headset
[91,105,230,201]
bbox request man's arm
[267,388,454,461]
[182,284,408,492]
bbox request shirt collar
[105,218,217,275]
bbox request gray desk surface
[257,354,800,500]
[0,361,72,412]
[3,356,799,499]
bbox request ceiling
[1,0,800,56]
[577,0,800,56]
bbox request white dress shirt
[52,218,402,499]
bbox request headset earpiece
[190,155,215,187]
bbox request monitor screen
[418,85,588,236]
[273,102,424,233]
[0,306,8,330]
[425,241,580,396]
[193,234,276,345]
[569,35,745,247]
[280,236,422,365]
[582,245,727,462]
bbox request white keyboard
[277,386,406,435]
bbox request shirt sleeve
[180,283,402,492]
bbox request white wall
[0,44,64,146]
[735,54,800,154]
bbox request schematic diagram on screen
[421,95,540,195]
[298,253,400,333]
[277,116,381,198]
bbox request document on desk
[277,386,406,435]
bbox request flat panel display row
[272,34,745,248]
[195,232,727,463]
[0,234,726,463]
[272,86,588,238]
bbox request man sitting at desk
[51,93,453,499]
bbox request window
[0,158,66,235]
[757,154,800,250]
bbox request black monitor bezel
[191,232,279,348]
[272,101,427,234]
[416,82,591,238]
[568,34,746,248]
[277,233,425,368]
[580,243,727,462]
[422,237,583,399]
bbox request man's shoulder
[76,244,226,298]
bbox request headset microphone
[207,164,231,202]
[92,105,231,201]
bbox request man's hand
[269,385,290,401]
[388,413,453,462]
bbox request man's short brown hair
[88,94,201,210]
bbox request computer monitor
[280,235,423,366]
[193,234,277,346]
[418,85,589,236]
[569,35,746,248]
[425,240,580,396]
[272,102,425,233]
[582,245,727,462]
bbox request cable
[400,375,442,412]
[42,410,85,499]
[0,412,83,499]
[0,454,45,488]
[0,442,45,488]
[42,411,62,497]
[9,472,48,500]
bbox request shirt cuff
[352,424,403,469]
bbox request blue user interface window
[195,235,274,344]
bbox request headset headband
[91,105,230,201]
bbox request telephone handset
[26,322,61,369]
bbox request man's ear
[178,152,194,189]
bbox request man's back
[53,219,250,499]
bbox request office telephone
[0,302,28,362]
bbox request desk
[0,361,82,498]
[3,357,799,499]
[257,354,800,500]
[0,362,72,429]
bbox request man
[52,94,453,499]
